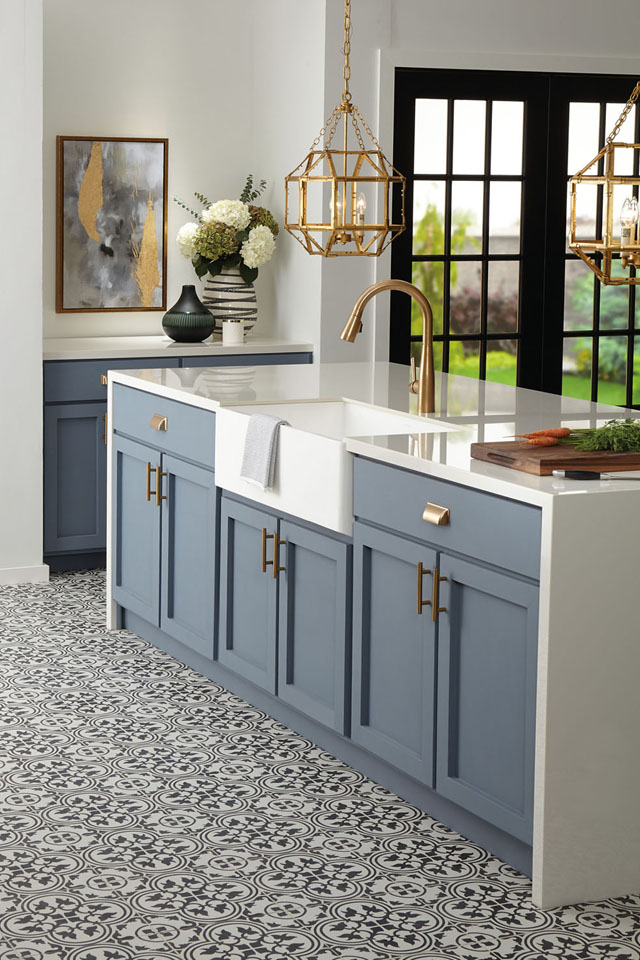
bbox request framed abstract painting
[56,136,168,312]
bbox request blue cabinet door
[218,497,278,692]
[436,554,539,843]
[352,522,438,785]
[277,520,351,734]
[160,455,217,659]
[112,434,161,625]
[44,402,107,554]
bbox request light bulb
[620,196,638,246]
[333,196,343,225]
[356,192,367,226]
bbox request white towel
[240,414,289,490]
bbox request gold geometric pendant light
[284,0,406,257]
[569,81,640,285]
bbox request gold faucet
[340,279,435,414]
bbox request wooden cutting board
[470,440,640,476]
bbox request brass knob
[150,414,168,431]
[423,502,450,526]
[100,374,108,385]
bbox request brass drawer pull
[417,562,432,614]
[146,462,155,502]
[155,468,167,506]
[150,414,168,431]
[261,528,274,573]
[423,502,450,526]
[100,373,108,386]
[273,535,287,579]
[432,568,448,622]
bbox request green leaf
[207,260,223,278]
[235,230,249,245]
[194,260,208,278]
[224,253,241,268]
[239,264,259,284]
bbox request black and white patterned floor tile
[0,570,639,960]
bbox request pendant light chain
[606,80,640,143]
[343,0,352,103]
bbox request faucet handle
[409,357,419,394]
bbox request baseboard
[45,551,106,573]
[0,563,50,585]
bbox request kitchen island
[106,361,640,909]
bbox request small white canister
[222,319,245,345]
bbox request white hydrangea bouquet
[173,175,278,285]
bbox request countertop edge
[43,337,314,361]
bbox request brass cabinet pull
[273,535,287,579]
[155,468,167,506]
[100,373,108,385]
[423,502,450,526]
[261,528,274,573]
[417,562,432,615]
[103,412,108,445]
[145,462,154,502]
[150,414,168,431]
[432,568,448,622]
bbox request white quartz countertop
[109,361,640,505]
[43,334,313,361]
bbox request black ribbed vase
[162,285,214,343]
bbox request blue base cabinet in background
[44,350,312,571]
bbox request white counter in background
[42,334,314,361]
[108,361,640,909]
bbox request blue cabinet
[352,523,438,784]
[218,497,278,692]
[112,435,217,659]
[161,456,217,658]
[111,434,161,624]
[44,350,311,570]
[435,554,539,844]
[218,498,352,731]
[277,519,351,734]
[44,402,107,555]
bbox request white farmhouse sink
[215,399,450,535]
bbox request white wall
[248,0,326,351]
[43,0,255,339]
[0,0,47,583]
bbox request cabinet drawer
[44,357,180,403]
[113,384,215,469]
[353,457,541,580]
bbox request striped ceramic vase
[202,265,258,335]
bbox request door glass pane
[564,259,595,331]
[414,99,448,173]
[567,182,599,251]
[450,261,482,334]
[411,338,443,373]
[486,344,518,386]
[567,102,600,174]
[487,261,519,333]
[597,335,627,405]
[563,338,592,400]
[412,261,444,335]
[600,267,629,329]
[605,103,635,175]
[449,340,480,379]
[452,100,487,174]
[413,181,445,255]
[489,182,521,254]
[490,101,524,175]
[451,181,483,254]
[634,337,640,405]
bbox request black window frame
[390,68,640,408]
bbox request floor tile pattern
[0,571,639,959]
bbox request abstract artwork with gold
[56,136,167,312]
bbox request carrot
[526,436,559,446]
[528,428,571,438]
